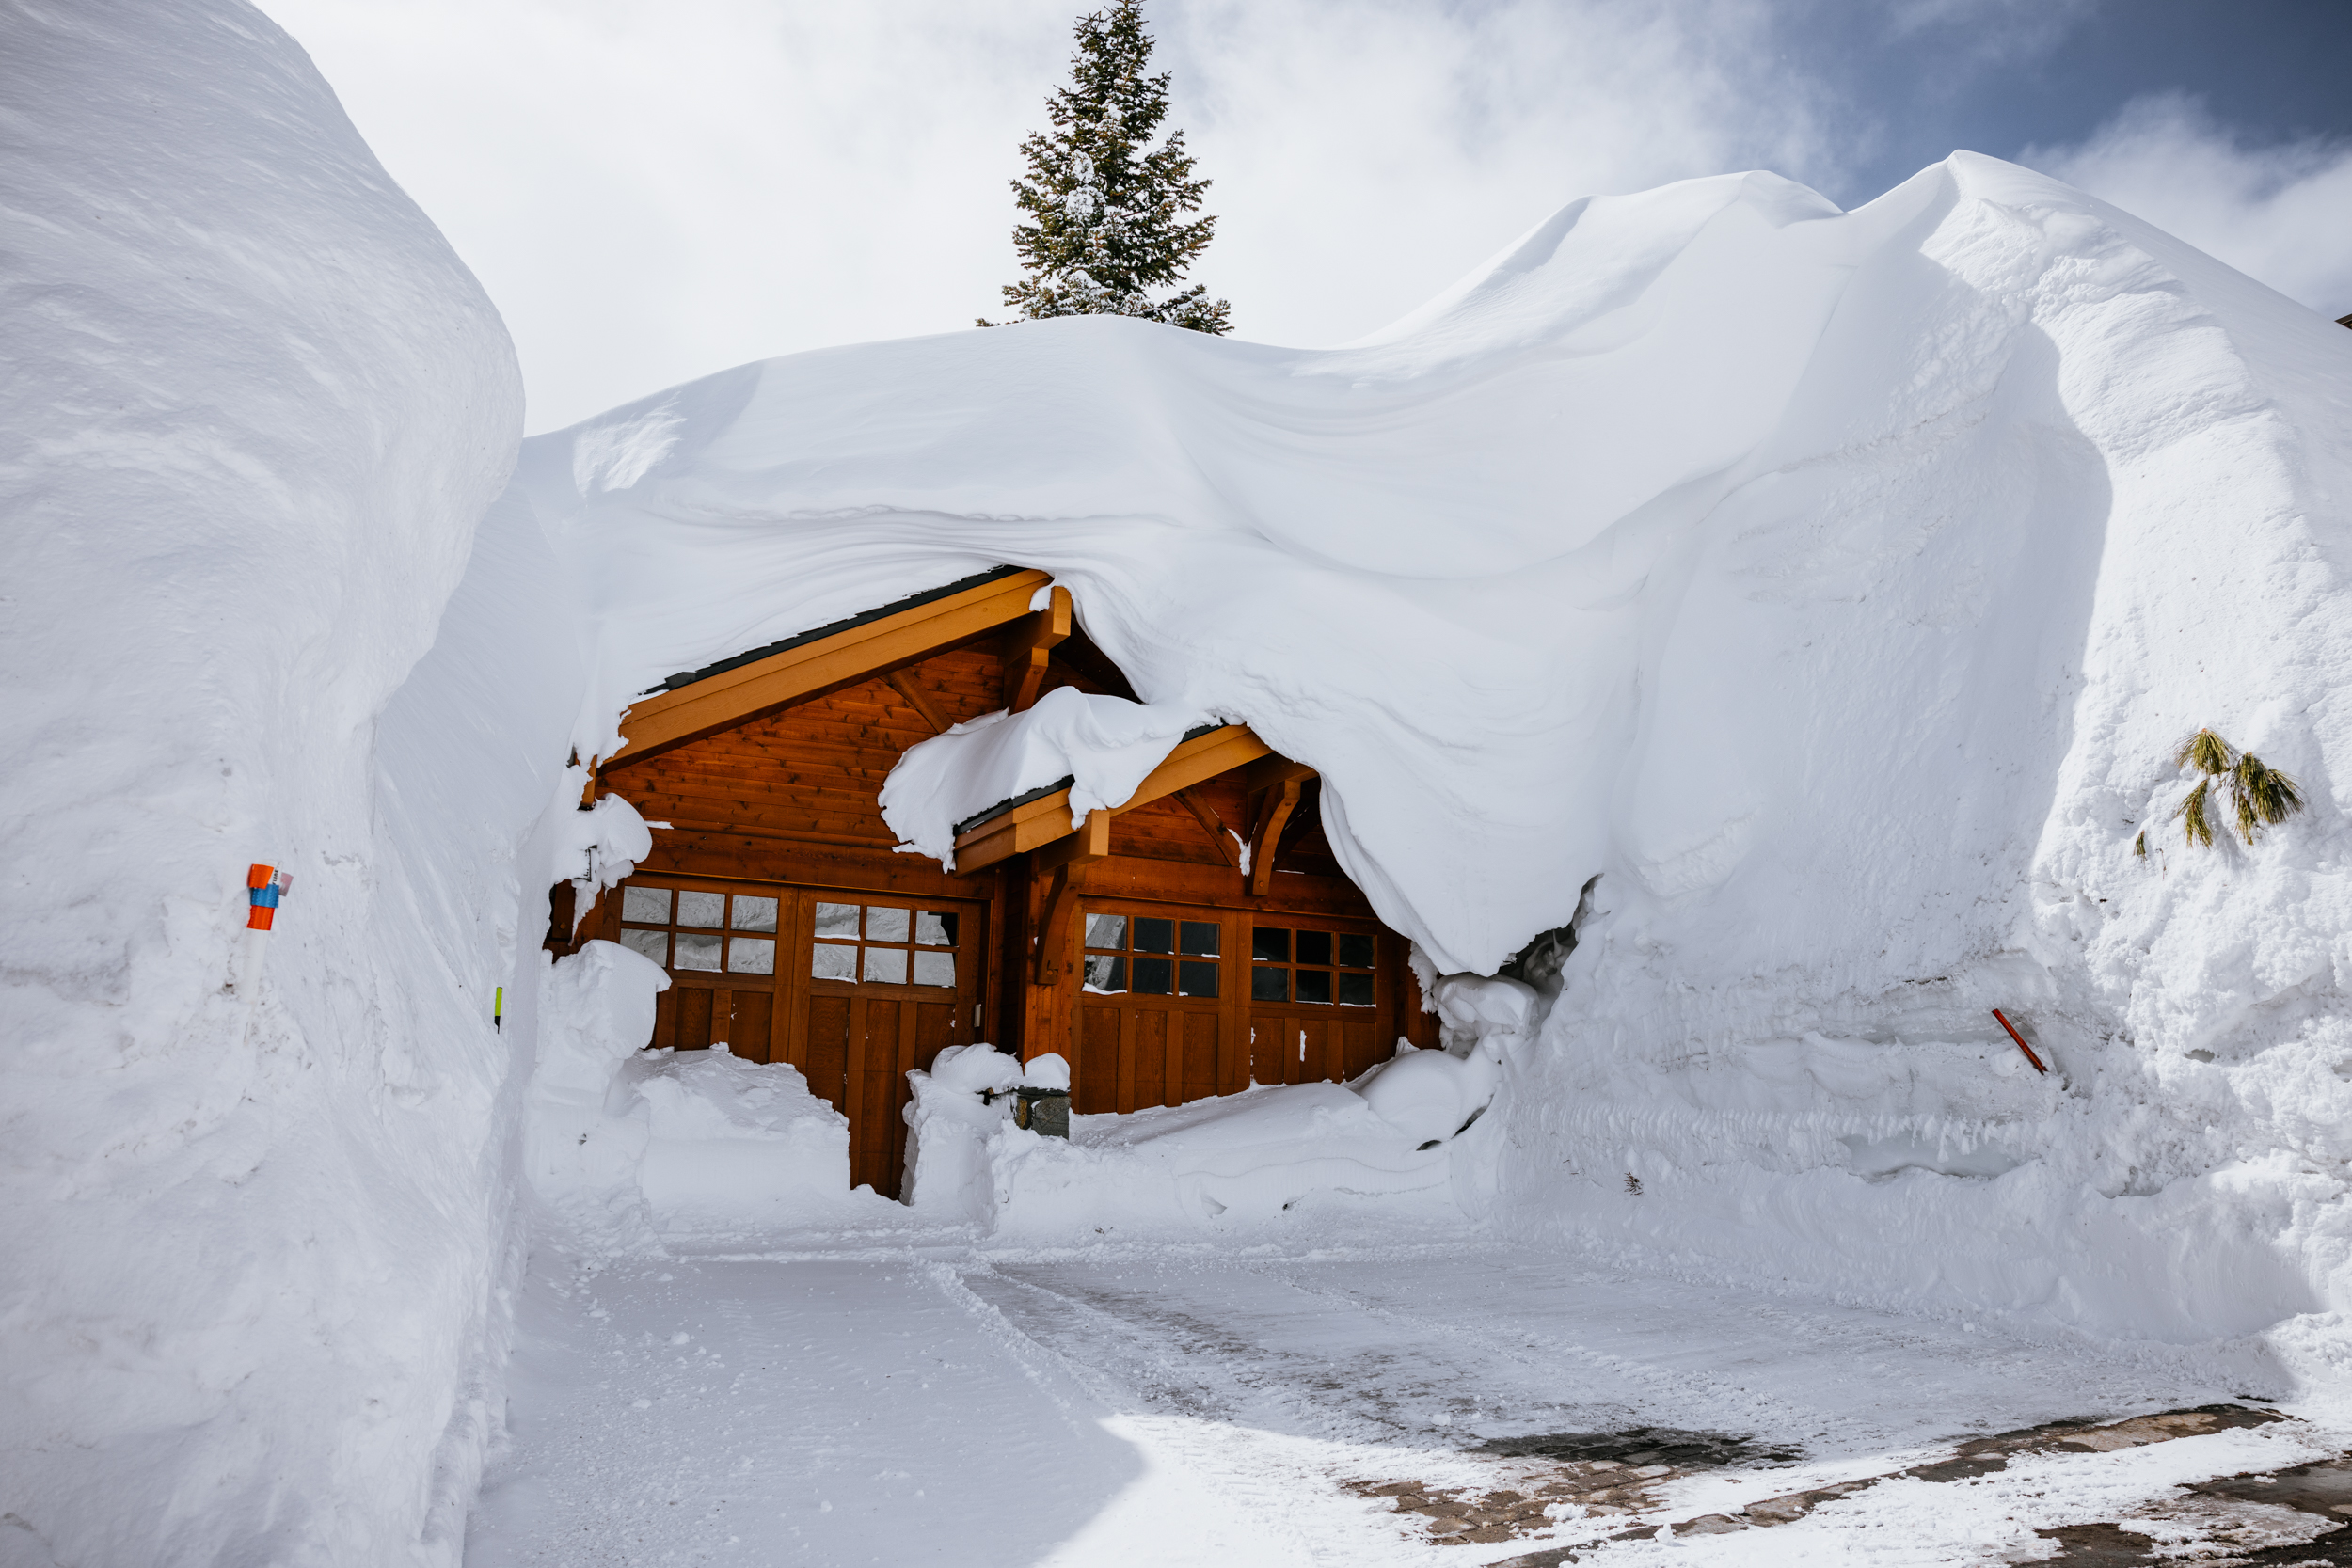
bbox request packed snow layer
[903,1072,1464,1237]
[523,153,2352,1352]
[526,940,884,1238]
[0,4,557,1563]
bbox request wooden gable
[572,565,1436,1197]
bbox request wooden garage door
[792,894,985,1196]
[1074,904,1238,1114]
[1245,920,1391,1086]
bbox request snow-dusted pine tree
[982,1,1231,334]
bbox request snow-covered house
[575,563,1436,1193]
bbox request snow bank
[527,152,2352,1355]
[526,941,874,1238]
[899,1043,1462,1234]
[0,4,548,1562]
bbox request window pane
[1178,960,1219,999]
[1296,930,1333,967]
[1295,969,1332,1005]
[1133,918,1173,955]
[730,895,778,933]
[1083,954,1127,993]
[622,886,671,924]
[1132,957,1174,995]
[1252,927,1291,963]
[1180,921,1220,957]
[866,907,910,942]
[1251,965,1289,1002]
[814,902,860,940]
[619,928,668,965]
[675,932,722,971]
[911,950,955,988]
[864,947,908,984]
[914,911,954,946]
[1083,913,1127,950]
[727,937,775,974]
[1338,972,1375,1006]
[811,942,856,980]
[1338,933,1375,970]
[676,891,724,929]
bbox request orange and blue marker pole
[235,863,293,998]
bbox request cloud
[1880,0,2096,61]
[259,0,1841,431]
[2028,93,2352,318]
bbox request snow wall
[526,156,2352,1372]
[0,5,583,1563]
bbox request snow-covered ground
[12,4,2352,1563]
[469,1225,2352,1566]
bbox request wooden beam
[1241,754,1315,798]
[1175,787,1239,868]
[1247,777,1303,897]
[1031,810,1109,985]
[1002,585,1073,714]
[609,568,1051,767]
[885,669,951,736]
[952,724,1274,874]
[1036,807,1110,872]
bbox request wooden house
[560,566,1436,1195]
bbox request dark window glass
[1084,954,1126,993]
[1180,921,1220,957]
[1251,965,1289,1002]
[1338,972,1375,1006]
[1338,932,1375,969]
[1132,956,1174,994]
[1178,960,1218,998]
[1296,930,1333,967]
[1295,969,1333,1005]
[1253,927,1291,962]
[1134,918,1174,955]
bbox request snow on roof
[517,153,2352,978]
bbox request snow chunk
[1021,1053,1073,1091]
[880,688,1207,867]
[529,941,871,1235]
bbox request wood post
[1002,585,1073,713]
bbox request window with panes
[1249,926,1376,1006]
[617,885,778,976]
[811,901,959,988]
[1082,912,1221,998]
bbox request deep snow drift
[0,5,559,1564]
[519,155,2352,1364]
[13,1,2352,1558]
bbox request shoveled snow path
[466,1236,2336,1567]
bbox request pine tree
[982,1,1231,334]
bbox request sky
[256,0,2352,433]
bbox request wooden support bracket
[1033,811,1109,985]
[1175,787,1239,868]
[886,668,951,735]
[1002,585,1073,714]
[1247,777,1304,896]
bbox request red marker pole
[234,863,294,1000]
[1992,1008,2048,1075]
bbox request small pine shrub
[2161,727,2306,850]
